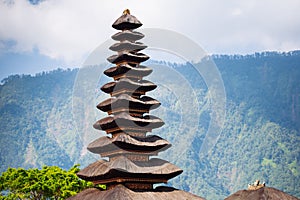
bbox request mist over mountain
[0,51,299,200]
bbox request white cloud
[0,0,300,66]
[231,8,242,16]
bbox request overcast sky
[0,0,300,79]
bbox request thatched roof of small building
[67,184,205,200]
[225,187,299,200]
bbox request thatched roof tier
[104,64,152,77]
[91,149,158,160]
[93,112,164,133]
[87,133,170,155]
[68,184,205,200]
[97,94,160,115]
[93,128,148,137]
[100,78,156,97]
[77,156,182,184]
[107,52,149,65]
[112,30,144,42]
[112,11,142,30]
[109,41,147,52]
[225,187,299,200]
[104,64,152,80]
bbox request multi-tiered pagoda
[69,9,204,199]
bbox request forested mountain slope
[0,51,299,200]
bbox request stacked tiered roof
[69,9,204,199]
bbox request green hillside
[0,51,299,200]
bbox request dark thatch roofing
[112,30,144,41]
[87,133,170,154]
[93,112,164,133]
[100,78,157,96]
[225,187,299,200]
[112,13,142,30]
[67,184,205,200]
[107,52,149,64]
[109,41,147,52]
[97,94,160,114]
[112,11,143,30]
[77,156,182,183]
[104,64,152,79]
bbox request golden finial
[123,9,130,15]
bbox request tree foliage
[0,165,92,200]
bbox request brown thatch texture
[111,30,144,41]
[97,94,160,113]
[112,13,142,30]
[67,184,205,200]
[107,52,149,64]
[100,78,156,94]
[77,156,182,182]
[109,41,147,52]
[87,133,170,154]
[104,64,152,79]
[225,187,299,200]
[93,112,164,132]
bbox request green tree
[0,165,92,200]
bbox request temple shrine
[69,9,204,199]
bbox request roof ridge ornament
[123,9,130,15]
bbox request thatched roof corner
[67,184,205,200]
[225,187,299,200]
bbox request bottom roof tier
[67,184,205,200]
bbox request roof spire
[123,9,130,15]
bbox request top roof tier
[112,9,143,30]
